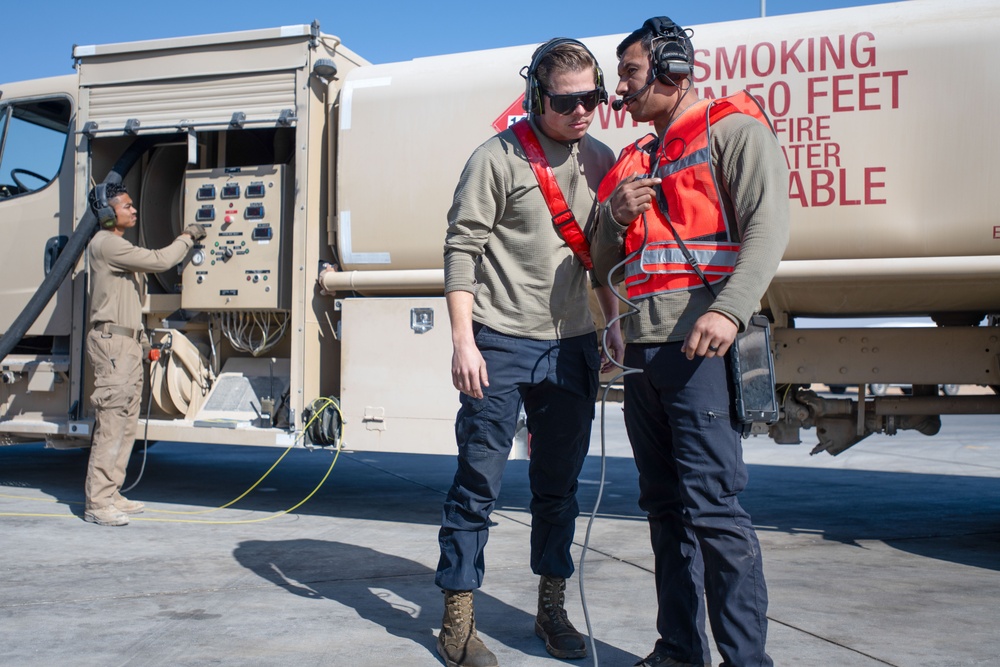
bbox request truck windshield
[0,98,71,199]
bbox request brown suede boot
[535,575,587,659]
[437,590,498,667]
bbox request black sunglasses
[543,89,603,115]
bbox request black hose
[0,134,170,363]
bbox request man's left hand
[682,311,738,360]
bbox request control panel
[181,165,290,310]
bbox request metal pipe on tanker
[318,267,444,295]
[774,256,1000,281]
[768,255,1000,318]
[874,395,1000,416]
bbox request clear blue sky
[1,0,897,83]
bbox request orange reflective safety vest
[597,91,774,299]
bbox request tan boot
[437,590,498,667]
[535,575,586,659]
[113,495,145,515]
[83,505,129,526]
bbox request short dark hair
[617,27,650,60]
[88,182,129,216]
[533,41,599,92]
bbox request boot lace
[539,579,573,629]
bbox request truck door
[0,76,76,337]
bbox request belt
[94,323,142,340]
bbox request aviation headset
[643,17,695,82]
[521,38,608,116]
[91,183,118,229]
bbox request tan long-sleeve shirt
[88,231,193,330]
[444,117,614,340]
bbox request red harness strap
[511,120,593,270]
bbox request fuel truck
[0,0,997,458]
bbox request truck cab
[0,76,78,441]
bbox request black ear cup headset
[521,37,608,115]
[92,184,117,229]
[612,17,695,111]
[645,16,695,82]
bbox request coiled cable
[1,397,344,525]
[578,213,651,665]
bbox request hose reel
[148,329,213,419]
[301,397,343,447]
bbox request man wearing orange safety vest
[591,17,789,667]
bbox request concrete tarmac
[1,407,998,667]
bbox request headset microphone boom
[611,82,651,111]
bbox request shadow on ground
[232,538,640,665]
[2,441,998,571]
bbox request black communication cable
[578,209,651,666]
[0,134,181,364]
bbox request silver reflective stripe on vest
[652,146,710,178]
[629,245,739,275]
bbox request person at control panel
[83,182,205,527]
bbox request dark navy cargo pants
[435,325,600,592]
[623,341,772,667]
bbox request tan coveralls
[84,230,192,510]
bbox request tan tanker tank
[333,0,1000,322]
[0,1,996,460]
[327,0,1000,454]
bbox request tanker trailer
[323,0,1000,454]
[0,1,997,459]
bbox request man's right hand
[444,291,490,398]
[610,173,662,226]
[452,340,489,399]
[445,290,489,398]
[183,223,207,241]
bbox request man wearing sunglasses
[591,17,789,667]
[436,38,621,667]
